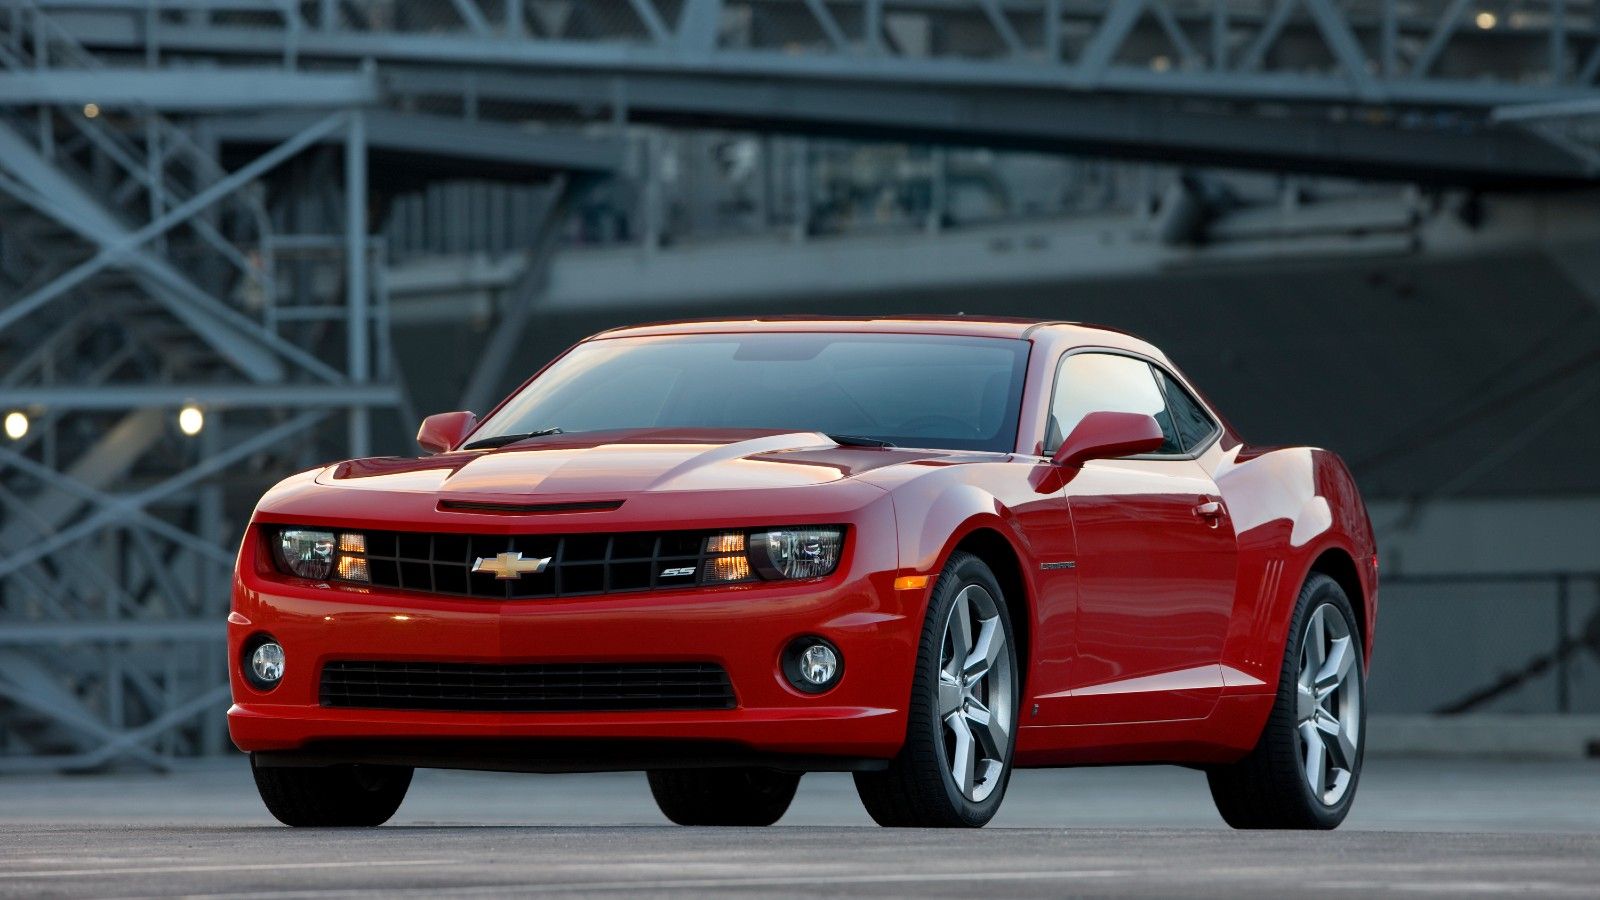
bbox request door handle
[1194,499,1224,520]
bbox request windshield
[472,332,1031,453]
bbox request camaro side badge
[472,551,553,580]
[1040,560,1077,570]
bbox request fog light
[800,644,838,685]
[782,637,843,694]
[247,641,285,688]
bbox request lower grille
[319,661,736,713]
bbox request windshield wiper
[825,433,895,448]
[462,427,563,451]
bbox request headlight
[271,528,369,583]
[748,528,843,580]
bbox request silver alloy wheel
[937,584,1013,802]
[1296,603,1361,807]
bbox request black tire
[853,551,1019,828]
[251,755,412,827]
[647,768,801,826]
[1206,573,1366,829]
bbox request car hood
[313,428,964,497]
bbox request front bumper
[228,515,919,765]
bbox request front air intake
[356,529,748,599]
[319,660,737,713]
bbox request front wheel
[854,551,1019,827]
[1206,573,1365,829]
[251,755,412,827]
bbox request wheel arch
[1307,546,1367,655]
[948,526,1032,691]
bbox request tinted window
[1157,369,1218,451]
[1047,353,1181,454]
[474,333,1031,452]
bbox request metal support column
[346,109,369,458]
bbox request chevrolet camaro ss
[230,317,1377,829]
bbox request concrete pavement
[0,758,1595,897]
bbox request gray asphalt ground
[0,758,1596,897]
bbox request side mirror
[1050,411,1165,468]
[417,411,476,454]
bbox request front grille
[320,661,737,712]
[358,529,750,600]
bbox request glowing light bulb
[177,405,204,436]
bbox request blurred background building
[1,0,1598,770]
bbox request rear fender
[1214,446,1377,696]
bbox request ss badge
[660,566,696,578]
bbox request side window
[1156,369,1219,452]
[1047,353,1181,454]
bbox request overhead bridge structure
[3,0,1600,770]
[19,0,1600,184]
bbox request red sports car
[230,317,1377,829]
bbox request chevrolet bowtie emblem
[471,551,552,580]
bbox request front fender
[879,464,1072,694]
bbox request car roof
[591,316,1157,350]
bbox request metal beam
[447,0,493,36]
[456,174,591,414]
[0,411,164,553]
[626,0,673,45]
[1491,97,1600,124]
[346,109,369,458]
[676,0,724,55]
[56,17,1600,109]
[203,109,625,173]
[510,202,1418,313]
[0,383,401,409]
[0,652,167,771]
[1412,0,1472,78]
[976,0,1024,56]
[801,0,847,50]
[1302,0,1382,102]
[0,111,351,368]
[1075,0,1147,85]
[386,68,1597,186]
[0,122,287,382]
[1146,0,1197,69]
[0,410,328,578]
[0,444,237,567]
[1237,0,1297,72]
[0,68,380,109]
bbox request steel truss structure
[3,0,1600,770]
[0,4,407,770]
[15,0,1600,183]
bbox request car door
[1045,351,1238,724]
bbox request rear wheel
[251,755,412,827]
[854,551,1018,827]
[1206,573,1365,829]
[647,768,801,826]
